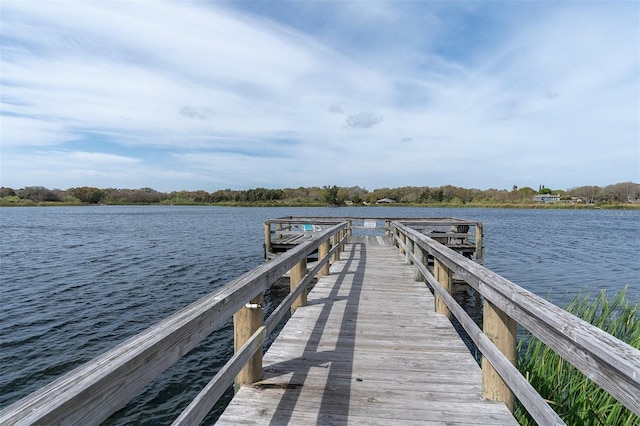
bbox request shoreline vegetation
[1,182,639,209]
[515,288,639,425]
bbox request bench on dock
[1,218,638,425]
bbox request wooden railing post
[263,223,271,259]
[475,222,484,264]
[385,220,390,238]
[290,258,308,313]
[393,227,400,249]
[405,237,413,264]
[433,258,452,319]
[347,220,352,239]
[233,293,264,388]
[399,231,406,254]
[332,233,341,262]
[414,245,426,282]
[482,301,516,412]
[317,240,329,278]
[318,239,330,278]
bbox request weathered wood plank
[218,242,517,425]
[218,386,515,425]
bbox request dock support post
[233,293,264,388]
[347,220,352,240]
[263,222,271,259]
[475,223,484,264]
[290,258,308,313]
[385,220,390,238]
[482,301,516,412]
[405,237,413,264]
[318,239,330,278]
[414,245,426,281]
[399,231,406,255]
[434,259,452,319]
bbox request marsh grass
[515,287,639,425]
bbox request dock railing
[3,217,638,425]
[0,222,350,426]
[391,220,640,425]
[265,216,484,264]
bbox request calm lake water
[1,206,638,423]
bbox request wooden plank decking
[217,237,517,425]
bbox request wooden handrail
[7,216,635,425]
[391,221,640,421]
[0,222,348,426]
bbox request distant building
[376,198,396,204]
[532,194,561,203]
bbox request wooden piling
[475,223,484,264]
[263,223,271,259]
[482,300,516,412]
[233,293,264,387]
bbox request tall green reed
[515,286,639,425]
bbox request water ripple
[0,206,638,424]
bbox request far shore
[2,200,639,210]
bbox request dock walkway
[217,237,517,425]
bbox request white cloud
[0,1,637,191]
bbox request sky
[0,1,638,192]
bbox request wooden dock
[2,218,638,426]
[217,237,516,425]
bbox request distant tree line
[0,182,638,206]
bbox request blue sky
[1,1,638,192]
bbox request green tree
[322,185,339,206]
[0,187,16,198]
[17,186,60,202]
[69,186,105,204]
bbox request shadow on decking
[260,242,367,425]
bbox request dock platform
[4,218,635,425]
[218,237,517,425]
